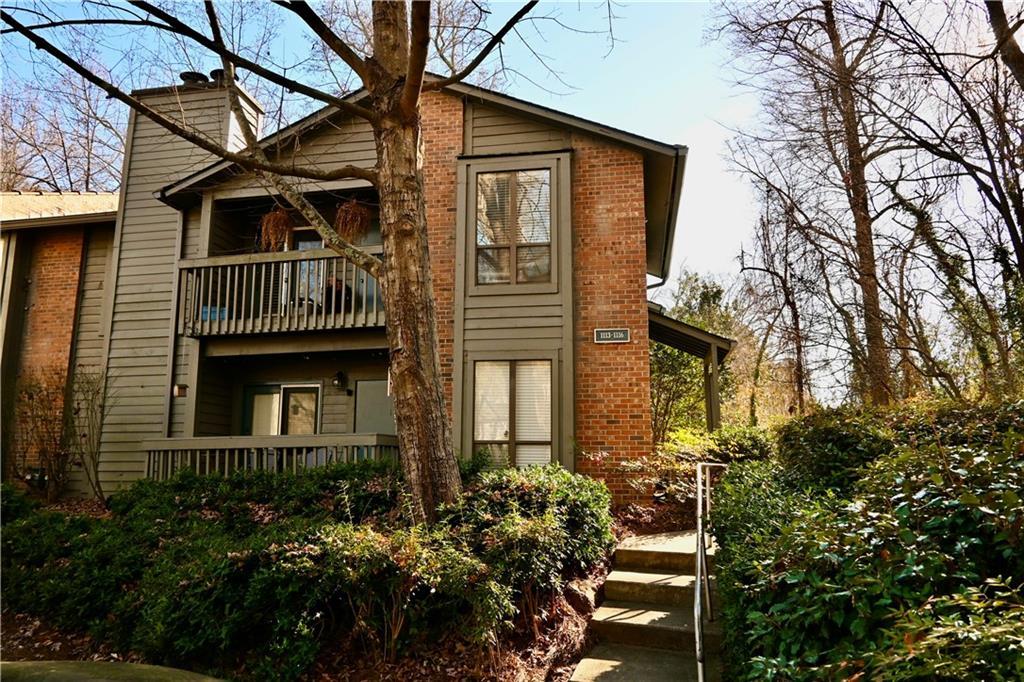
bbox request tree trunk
[987,1,1024,92]
[374,113,462,524]
[823,1,892,405]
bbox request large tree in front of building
[1,0,543,522]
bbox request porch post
[704,344,721,431]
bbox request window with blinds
[473,359,552,467]
[475,169,552,285]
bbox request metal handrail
[695,461,727,682]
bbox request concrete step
[570,643,721,682]
[605,569,716,606]
[614,531,715,573]
[590,600,722,651]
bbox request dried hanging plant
[259,205,292,252]
[334,199,373,244]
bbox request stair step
[571,643,722,682]
[605,570,715,606]
[614,531,715,572]
[590,600,722,651]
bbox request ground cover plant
[710,401,1024,680]
[616,425,774,532]
[1,463,614,680]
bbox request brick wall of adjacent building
[421,91,463,420]
[11,228,85,469]
[570,134,653,504]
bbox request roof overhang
[0,210,118,232]
[157,76,687,278]
[648,302,734,364]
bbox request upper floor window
[475,169,551,286]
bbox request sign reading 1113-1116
[594,328,630,344]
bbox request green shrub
[712,416,1024,681]
[1,482,38,524]
[2,461,612,680]
[776,408,895,491]
[444,464,614,579]
[708,425,774,462]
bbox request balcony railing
[143,433,399,481]
[178,248,385,337]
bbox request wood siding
[71,227,114,370]
[454,109,575,465]
[99,89,231,490]
[465,103,570,155]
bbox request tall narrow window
[476,169,551,285]
[473,360,551,467]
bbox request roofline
[157,76,684,202]
[0,210,118,231]
[444,80,679,156]
[131,80,265,114]
[651,145,687,282]
[647,302,735,360]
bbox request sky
[488,2,761,290]
[3,1,759,289]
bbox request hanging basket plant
[334,199,373,244]
[258,205,292,252]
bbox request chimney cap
[180,71,209,85]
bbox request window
[473,360,551,467]
[475,169,551,285]
[243,384,320,435]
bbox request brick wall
[421,91,463,419]
[570,134,653,504]
[12,228,85,468]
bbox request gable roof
[156,77,686,279]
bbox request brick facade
[11,228,85,468]
[421,91,463,420]
[420,91,654,504]
[570,135,653,504]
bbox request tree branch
[272,0,369,84]
[125,1,377,122]
[986,0,1024,91]
[402,0,432,119]
[423,1,538,91]
[0,9,378,185]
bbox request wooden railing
[143,433,399,480]
[178,248,385,337]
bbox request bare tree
[1,0,564,521]
[721,0,896,405]
[68,365,115,504]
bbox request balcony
[177,248,384,337]
[143,433,399,480]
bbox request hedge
[2,463,613,680]
[711,401,1024,680]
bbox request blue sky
[490,2,760,286]
[4,1,758,286]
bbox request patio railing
[142,433,399,480]
[177,248,384,337]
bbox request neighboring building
[0,191,118,481]
[0,76,731,503]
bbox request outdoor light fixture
[332,371,352,395]
[172,384,188,398]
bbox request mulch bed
[613,500,695,537]
[305,568,605,681]
[0,609,141,664]
[43,498,112,519]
